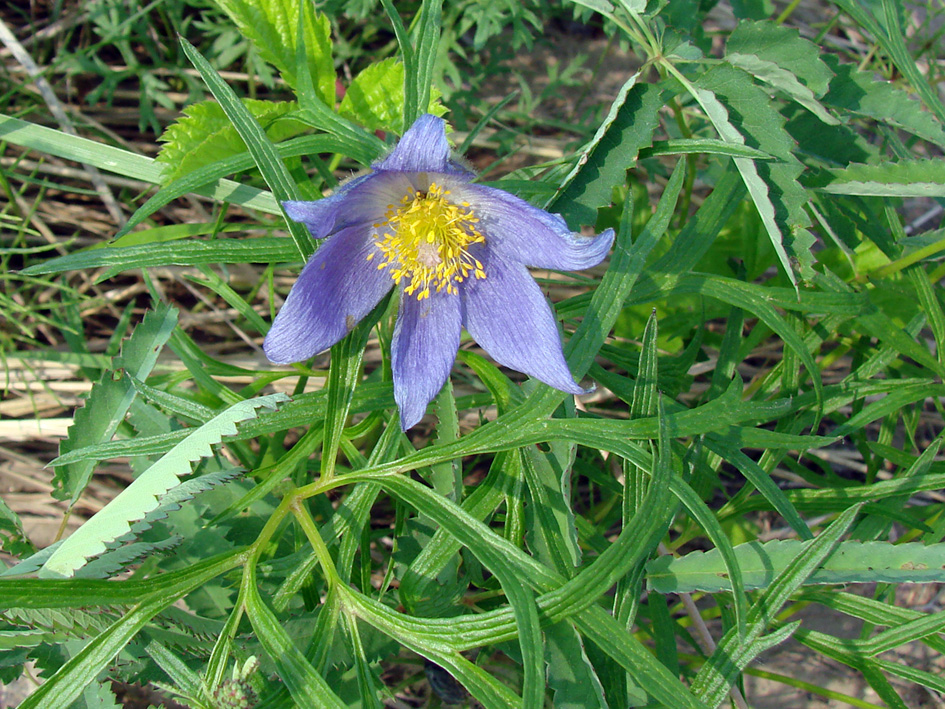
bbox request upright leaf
[210,0,335,105]
[548,77,663,227]
[54,304,178,504]
[695,65,815,284]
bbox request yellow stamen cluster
[370,183,486,299]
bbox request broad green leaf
[726,20,834,95]
[726,53,838,124]
[547,76,663,227]
[156,99,308,183]
[40,394,287,578]
[647,540,945,593]
[819,158,945,197]
[210,0,335,105]
[565,0,614,13]
[339,58,446,133]
[53,303,178,504]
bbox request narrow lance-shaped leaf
[647,539,945,594]
[818,158,945,197]
[40,394,288,578]
[54,304,178,504]
[547,75,663,227]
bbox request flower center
[371,182,486,300]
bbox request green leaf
[15,556,242,708]
[244,585,347,708]
[53,303,178,504]
[691,504,863,705]
[647,540,945,593]
[180,38,312,260]
[547,76,663,227]
[726,20,834,95]
[210,0,335,105]
[544,621,609,709]
[726,53,838,124]
[322,294,392,478]
[156,99,308,183]
[22,237,301,280]
[818,158,945,197]
[522,439,581,574]
[0,113,279,214]
[339,58,446,133]
[40,394,288,578]
[820,55,945,149]
[695,64,815,285]
[75,536,183,580]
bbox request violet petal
[263,226,393,363]
[463,253,584,395]
[447,182,614,270]
[282,171,413,240]
[391,290,462,429]
[374,114,472,178]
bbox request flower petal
[264,226,393,363]
[463,253,584,395]
[391,290,462,430]
[374,114,472,178]
[282,171,413,240]
[447,182,614,270]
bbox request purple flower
[264,114,614,430]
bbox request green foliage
[156,99,309,183]
[4,0,945,706]
[649,540,945,593]
[210,0,336,105]
[339,58,447,133]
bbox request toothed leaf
[156,99,308,183]
[53,304,178,504]
[40,395,287,578]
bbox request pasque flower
[264,114,614,429]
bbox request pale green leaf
[726,19,834,95]
[0,113,279,213]
[40,394,288,578]
[647,540,945,593]
[339,58,446,133]
[726,53,839,124]
[156,99,308,183]
[820,158,945,197]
